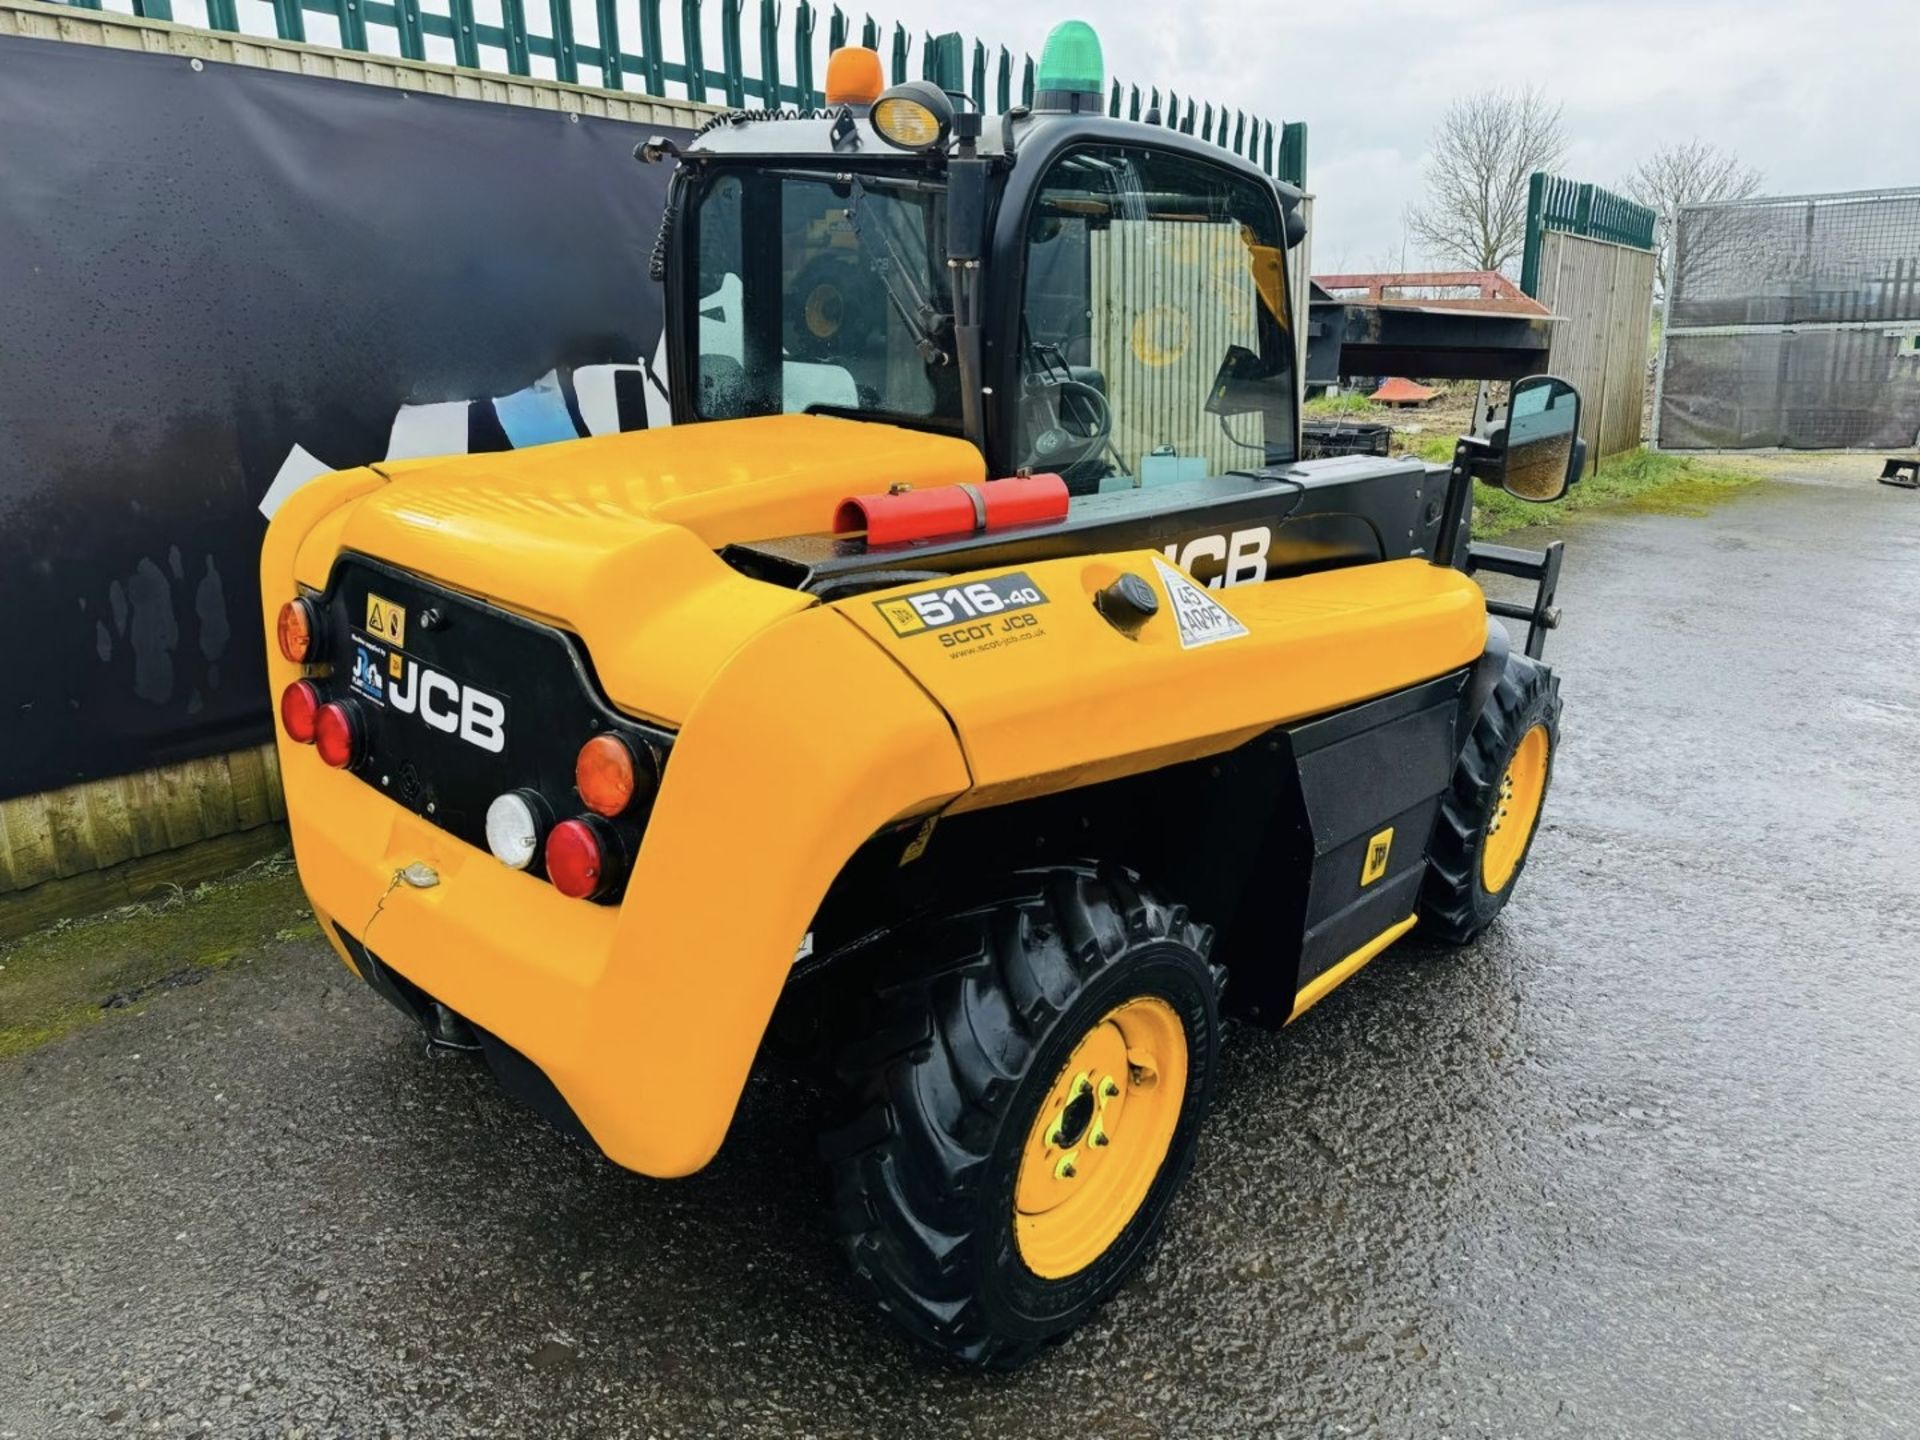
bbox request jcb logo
[1361,828,1394,887]
[1162,525,1272,589]
[389,659,507,754]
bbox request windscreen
[689,167,961,427]
[1017,145,1296,493]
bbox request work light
[870,80,952,152]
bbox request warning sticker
[1151,557,1249,649]
[364,592,407,648]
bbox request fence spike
[497,0,526,73]
[635,0,663,94]
[925,31,965,90]
[861,12,877,48]
[718,0,747,106]
[393,0,428,58]
[996,46,1012,111]
[1279,121,1306,186]
[794,0,817,104]
[681,0,707,100]
[757,0,781,104]
[1128,84,1140,121]
[890,22,909,84]
[592,0,622,86]
[1108,79,1120,118]
[971,39,987,111]
[1020,53,1034,106]
[548,0,579,83]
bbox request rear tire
[1420,654,1562,944]
[822,867,1222,1368]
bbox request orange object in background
[1369,377,1438,406]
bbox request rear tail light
[280,680,322,744]
[277,598,319,663]
[576,733,654,817]
[546,816,619,900]
[314,700,365,769]
[485,790,550,871]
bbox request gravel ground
[3,461,1918,1439]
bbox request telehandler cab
[264,20,1583,1366]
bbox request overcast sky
[846,0,1919,272]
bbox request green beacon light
[1033,19,1104,113]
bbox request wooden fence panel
[1536,230,1656,470]
[0,744,283,899]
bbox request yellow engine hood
[288,414,983,725]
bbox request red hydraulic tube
[834,474,1069,547]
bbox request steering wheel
[1024,377,1114,472]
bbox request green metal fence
[1520,171,1656,296]
[53,0,1304,186]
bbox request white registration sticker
[1152,557,1249,649]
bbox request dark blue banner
[0,34,686,799]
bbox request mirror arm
[1431,434,1496,570]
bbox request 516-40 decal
[875,572,1049,639]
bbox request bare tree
[1625,140,1763,293]
[1408,88,1566,275]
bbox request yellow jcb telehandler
[264,21,1582,1365]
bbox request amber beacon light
[824,45,884,108]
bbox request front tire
[824,868,1222,1368]
[1421,654,1562,944]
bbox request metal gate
[1654,187,1920,451]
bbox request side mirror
[1481,374,1583,503]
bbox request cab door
[994,138,1298,491]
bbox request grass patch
[1398,432,1458,465]
[1468,447,1756,538]
[1303,392,1389,419]
[0,854,317,1060]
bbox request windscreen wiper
[843,176,951,367]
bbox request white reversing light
[485,791,544,871]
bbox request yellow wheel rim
[804,284,842,339]
[1014,996,1188,1280]
[1480,723,1550,894]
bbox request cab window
[691,169,961,426]
[1016,146,1296,493]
